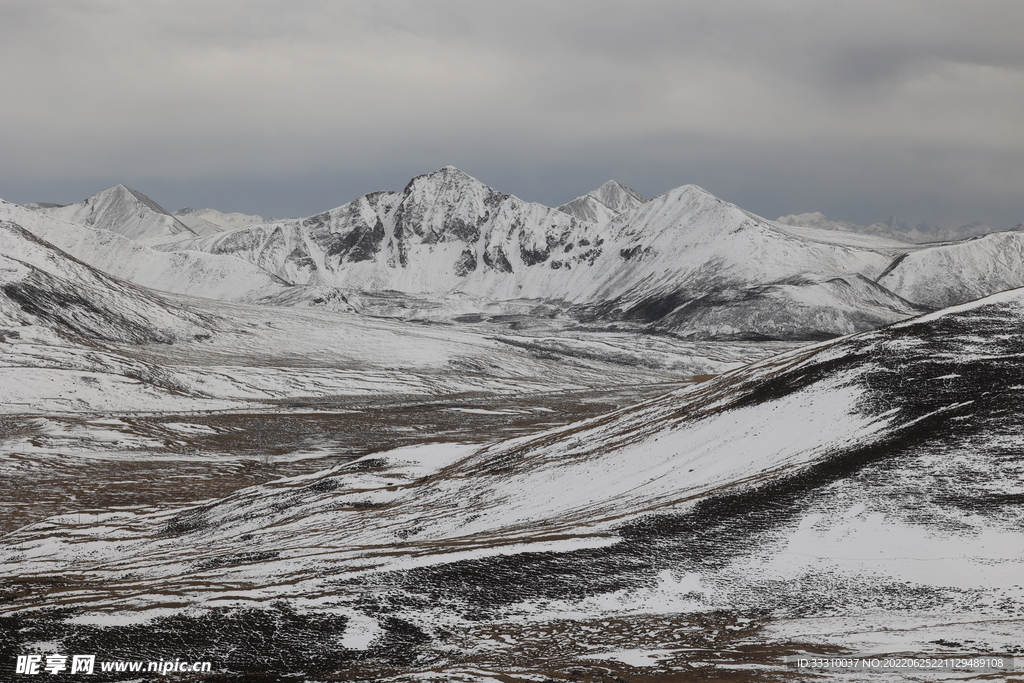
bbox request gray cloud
[1,0,1022,228]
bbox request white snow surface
[878,230,1024,308]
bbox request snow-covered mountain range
[160,166,602,298]
[0,200,353,310]
[147,167,926,339]
[10,167,1024,341]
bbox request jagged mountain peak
[406,165,477,185]
[401,165,497,198]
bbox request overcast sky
[1,0,1022,228]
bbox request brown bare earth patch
[0,384,681,534]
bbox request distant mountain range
[777,210,1019,244]
[6,167,1024,340]
[144,167,926,339]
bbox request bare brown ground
[0,383,692,534]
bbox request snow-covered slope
[172,206,270,236]
[877,228,1024,308]
[30,184,196,242]
[558,180,646,225]
[0,220,210,344]
[1,200,353,310]
[567,185,921,338]
[648,273,928,339]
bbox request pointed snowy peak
[33,184,196,242]
[591,180,645,213]
[603,182,771,247]
[558,180,646,225]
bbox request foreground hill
[4,288,1022,678]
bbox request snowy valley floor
[3,295,1024,681]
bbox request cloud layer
[1,0,1022,227]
